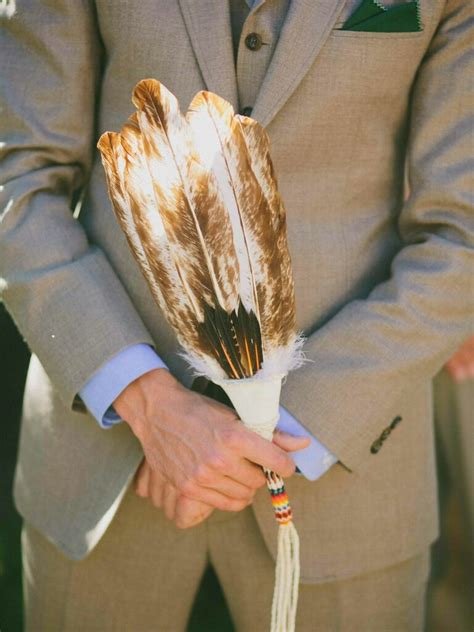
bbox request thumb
[134,458,150,497]
[273,430,311,452]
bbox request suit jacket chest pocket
[321,30,427,105]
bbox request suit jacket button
[240,106,253,117]
[245,32,263,51]
[371,439,383,454]
[390,416,402,430]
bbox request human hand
[134,428,309,529]
[135,430,312,529]
[134,459,214,529]
[114,369,309,513]
[444,335,474,382]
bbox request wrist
[113,368,179,431]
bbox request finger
[454,368,468,382]
[225,458,267,489]
[446,359,467,382]
[134,459,150,498]
[206,475,256,503]
[180,482,252,513]
[148,469,165,508]
[272,430,311,452]
[163,483,178,521]
[445,352,472,381]
[174,496,213,529]
[457,350,474,377]
[236,429,296,478]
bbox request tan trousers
[23,485,429,632]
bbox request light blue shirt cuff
[79,344,168,428]
[276,406,337,481]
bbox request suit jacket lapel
[252,0,347,127]
[178,0,239,109]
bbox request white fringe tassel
[271,521,300,632]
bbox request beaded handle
[265,469,293,525]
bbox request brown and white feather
[98,79,304,381]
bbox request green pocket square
[341,0,422,32]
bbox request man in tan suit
[1,0,473,630]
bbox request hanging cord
[244,420,300,632]
[202,380,300,632]
[265,470,300,632]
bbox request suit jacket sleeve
[280,0,474,472]
[0,0,155,408]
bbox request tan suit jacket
[1,0,473,582]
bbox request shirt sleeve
[79,344,168,428]
[276,406,337,481]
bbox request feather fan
[98,79,304,632]
[98,79,303,384]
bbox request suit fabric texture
[1,0,473,590]
[22,490,430,632]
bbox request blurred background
[1,303,472,631]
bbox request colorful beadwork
[264,469,293,525]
